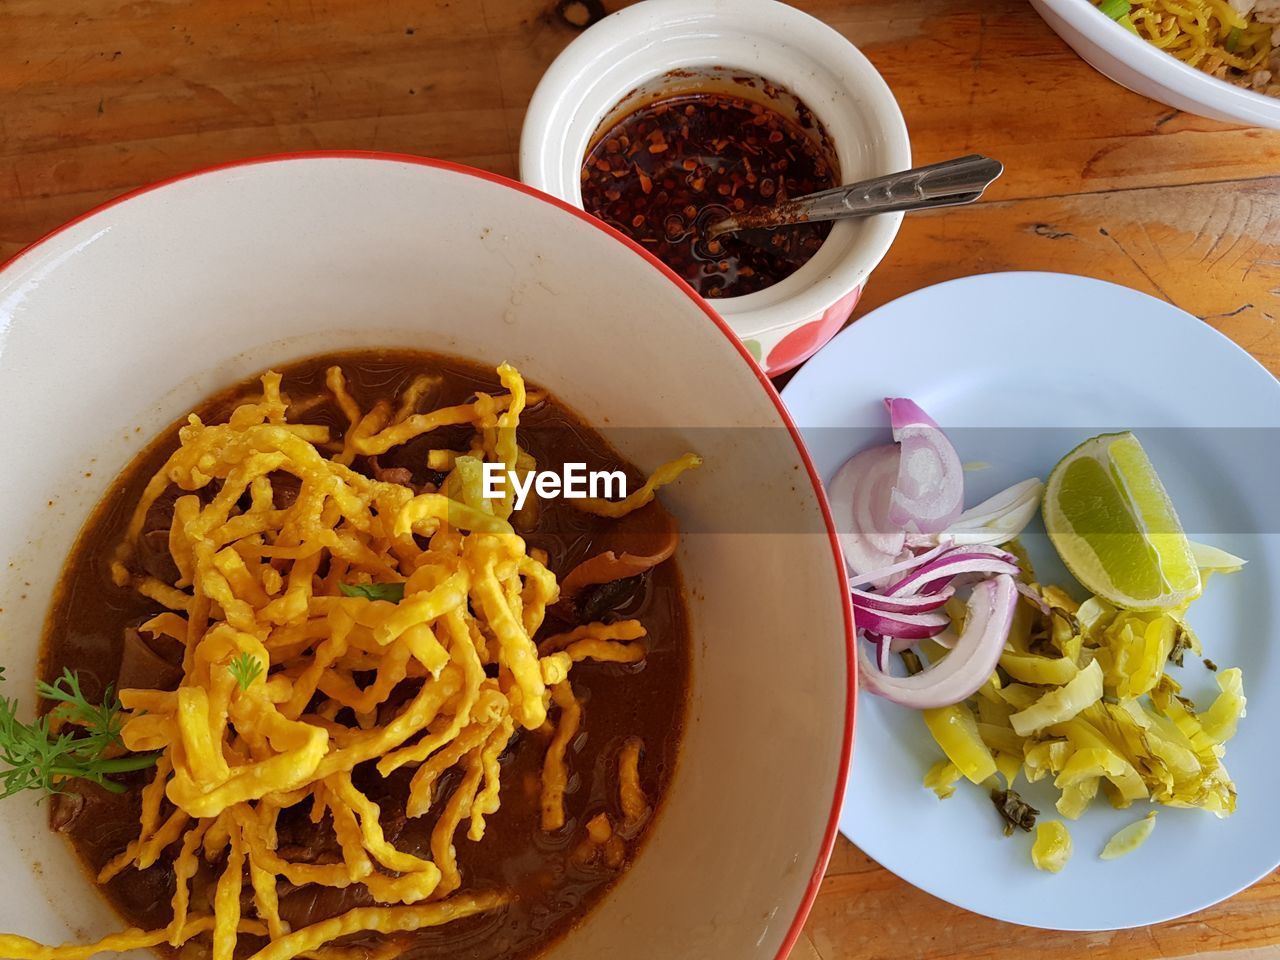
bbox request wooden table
[3,1,1278,957]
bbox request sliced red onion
[954,544,1019,561]
[940,478,1043,546]
[827,444,907,576]
[885,398,964,535]
[1015,580,1052,614]
[870,635,892,673]
[847,542,950,589]
[886,546,1019,597]
[853,607,950,640]
[904,531,953,550]
[859,574,1018,709]
[849,585,954,614]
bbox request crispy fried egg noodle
[4,364,699,960]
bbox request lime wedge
[1044,432,1200,610]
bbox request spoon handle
[708,154,1004,237]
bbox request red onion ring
[851,607,951,640]
[886,547,1019,597]
[946,478,1044,544]
[1015,580,1053,614]
[827,444,907,577]
[858,574,1019,709]
[849,585,954,614]
[885,398,964,535]
[847,542,950,589]
[870,634,892,673]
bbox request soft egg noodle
[1113,0,1272,74]
[0,365,698,960]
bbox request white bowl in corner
[520,0,911,375]
[1032,0,1280,128]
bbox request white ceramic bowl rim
[1043,0,1280,121]
[0,150,857,960]
[519,0,911,337]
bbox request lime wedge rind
[1044,432,1201,611]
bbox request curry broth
[39,350,690,960]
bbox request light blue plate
[781,272,1280,930]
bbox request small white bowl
[520,0,910,375]
[0,153,854,960]
[1032,0,1280,128]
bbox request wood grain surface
[2,1,1279,957]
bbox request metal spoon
[705,154,1004,239]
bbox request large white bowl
[1032,0,1280,128]
[0,154,854,960]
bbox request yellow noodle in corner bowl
[0,155,854,960]
[1097,0,1277,97]
[1032,0,1280,127]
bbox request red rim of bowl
[0,150,857,960]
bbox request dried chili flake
[580,91,836,298]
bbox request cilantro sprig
[338,581,406,602]
[0,667,158,799]
[228,652,265,691]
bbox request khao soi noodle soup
[6,351,698,960]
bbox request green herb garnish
[0,667,158,799]
[228,652,265,691]
[1098,0,1131,19]
[338,581,406,602]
